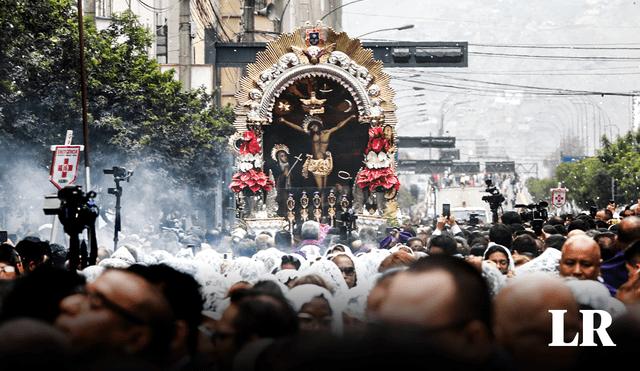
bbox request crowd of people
[2,201,640,370]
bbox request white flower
[377,151,391,168]
[365,151,391,169]
[238,161,253,172]
[237,153,263,171]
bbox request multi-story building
[85,0,342,105]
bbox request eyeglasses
[338,267,356,276]
[76,288,147,325]
[0,265,15,273]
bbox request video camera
[515,201,549,222]
[104,166,133,197]
[43,185,100,269]
[468,213,481,227]
[103,166,133,180]
[515,201,549,236]
[44,185,99,235]
[481,179,505,210]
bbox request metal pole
[179,0,192,92]
[76,0,91,192]
[611,177,615,201]
[243,0,255,42]
[114,179,121,251]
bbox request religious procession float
[228,21,401,235]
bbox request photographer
[431,215,465,239]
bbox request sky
[336,0,640,177]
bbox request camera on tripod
[103,166,132,179]
[481,179,505,209]
[104,166,133,196]
[481,179,506,224]
[43,185,100,269]
[44,185,99,234]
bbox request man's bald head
[567,229,587,238]
[616,215,640,250]
[559,235,601,281]
[493,275,582,371]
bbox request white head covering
[327,251,372,293]
[253,248,284,273]
[513,246,561,277]
[175,247,195,260]
[80,265,105,283]
[564,278,628,320]
[285,284,343,336]
[255,273,290,295]
[194,249,224,274]
[149,249,174,263]
[111,246,136,265]
[323,244,352,258]
[197,269,229,314]
[354,249,390,278]
[140,253,157,266]
[157,257,202,278]
[274,269,301,286]
[341,289,368,322]
[306,259,349,297]
[299,245,322,262]
[98,258,130,268]
[483,242,515,272]
[224,256,267,285]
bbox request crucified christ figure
[278,114,356,189]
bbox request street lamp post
[356,24,415,39]
[320,0,366,21]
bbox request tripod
[104,167,133,251]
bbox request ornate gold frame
[230,21,399,222]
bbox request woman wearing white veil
[286,284,343,337]
[305,259,349,298]
[326,251,372,295]
[224,256,268,285]
[483,243,515,274]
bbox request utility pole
[243,0,255,42]
[179,0,191,92]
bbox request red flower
[370,137,388,153]
[228,168,274,193]
[239,131,261,155]
[368,127,383,138]
[356,168,401,191]
[365,127,390,154]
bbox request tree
[526,128,640,212]
[525,177,557,203]
[554,157,610,209]
[0,2,234,213]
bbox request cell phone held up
[443,204,450,219]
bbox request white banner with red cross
[551,188,568,208]
[50,146,82,189]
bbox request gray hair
[301,221,320,240]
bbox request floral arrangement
[229,168,273,193]
[229,131,273,194]
[356,127,400,191]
